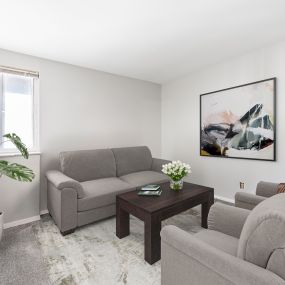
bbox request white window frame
[0,66,40,156]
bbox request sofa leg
[60,229,75,236]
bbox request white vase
[0,212,3,242]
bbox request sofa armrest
[208,203,250,238]
[47,182,77,234]
[46,170,84,198]
[235,192,266,210]
[151,158,171,173]
[161,225,284,285]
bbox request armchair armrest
[151,158,171,173]
[46,170,84,198]
[208,203,250,238]
[161,225,284,285]
[235,192,266,210]
[256,181,279,197]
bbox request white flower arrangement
[162,160,191,181]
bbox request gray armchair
[161,193,285,285]
[235,181,279,210]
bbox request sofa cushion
[194,230,238,256]
[60,149,116,182]
[78,177,135,211]
[237,193,285,269]
[112,146,153,177]
[120,170,168,187]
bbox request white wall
[0,48,161,223]
[0,154,40,226]
[161,41,285,201]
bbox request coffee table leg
[144,214,161,264]
[201,192,214,228]
[116,199,130,238]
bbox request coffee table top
[117,182,214,214]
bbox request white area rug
[34,209,202,285]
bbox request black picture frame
[200,77,276,161]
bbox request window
[0,66,39,153]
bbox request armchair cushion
[46,170,84,198]
[119,170,168,188]
[237,193,285,269]
[208,203,250,238]
[194,229,238,256]
[78,177,135,211]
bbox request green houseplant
[0,133,35,241]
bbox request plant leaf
[0,161,35,182]
[3,133,29,159]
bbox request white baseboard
[40,209,49,215]
[215,195,234,204]
[4,215,40,229]
[3,209,49,229]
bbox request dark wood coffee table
[116,182,214,264]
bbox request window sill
[0,151,41,158]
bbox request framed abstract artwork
[200,78,276,161]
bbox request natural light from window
[0,71,37,152]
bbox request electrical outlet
[240,182,245,189]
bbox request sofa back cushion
[256,181,278,197]
[112,146,152,177]
[237,193,285,272]
[59,149,116,182]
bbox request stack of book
[138,184,162,196]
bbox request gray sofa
[161,193,285,285]
[46,146,169,235]
[235,181,279,210]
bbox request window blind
[0,65,39,78]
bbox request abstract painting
[200,78,276,161]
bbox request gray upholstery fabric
[119,170,168,187]
[46,170,84,198]
[47,182,77,232]
[237,193,285,269]
[161,241,233,285]
[59,149,116,182]
[256,181,279,197]
[151,158,171,173]
[235,181,279,211]
[194,229,238,256]
[47,146,171,233]
[208,203,251,238]
[112,146,152,176]
[161,225,285,285]
[235,192,266,210]
[77,204,115,227]
[267,248,285,280]
[78,178,135,211]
